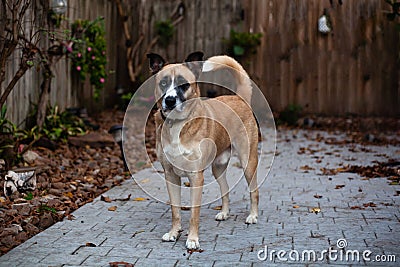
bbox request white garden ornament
[3,170,36,196]
[318,13,332,34]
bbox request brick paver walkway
[1,129,399,266]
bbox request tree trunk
[36,67,52,130]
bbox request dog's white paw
[245,214,258,224]
[186,238,200,250]
[162,232,178,242]
[215,211,229,221]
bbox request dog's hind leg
[212,150,230,221]
[162,170,182,242]
[237,141,259,224]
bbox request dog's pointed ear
[147,53,166,74]
[185,51,204,62]
[185,51,204,79]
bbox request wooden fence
[245,0,399,115]
[2,0,399,126]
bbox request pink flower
[91,56,96,60]
[99,78,105,83]
[102,51,106,55]
[76,66,81,71]
[77,53,82,58]
[87,47,92,52]
[65,41,73,53]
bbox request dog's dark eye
[175,75,190,91]
[178,83,190,91]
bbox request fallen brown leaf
[181,206,190,211]
[310,207,321,214]
[101,195,112,203]
[300,165,315,171]
[108,206,117,211]
[293,205,300,208]
[335,184,345,189]
[133,197,146,201]
[187,248,205,254]
[350,206,365,210]
[184,182,190,187]
[85,176,94,183]
[363,202,377,208]
[109,261,134,267]
[85,242,97,247]
[313,194,323,199]
[212,206,222,210]
[63,192,74,198]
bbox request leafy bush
[0,106,40,168]
[71,17,107,101]
[155,20,175,48]
[0,105,86,169]
[42,106,86,142]
[223,30,262,59]
[278,104,303,126]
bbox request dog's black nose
[164,96,176,109]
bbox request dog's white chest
[161,121,206,175]
[162,122,195,159]
[163,142,193,159]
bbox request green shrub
[278,104,303,126]
[223,30,262,59]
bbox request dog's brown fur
[148,52,259,249]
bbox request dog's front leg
[186,172,204,250]
[162,170,182,242]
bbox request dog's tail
[202,55,252,103]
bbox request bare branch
[0,59,30,107]
[114,0,131,42]
[18,0,30,19]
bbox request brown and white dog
[147,52,259,250]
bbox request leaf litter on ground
[320,161,399,185]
